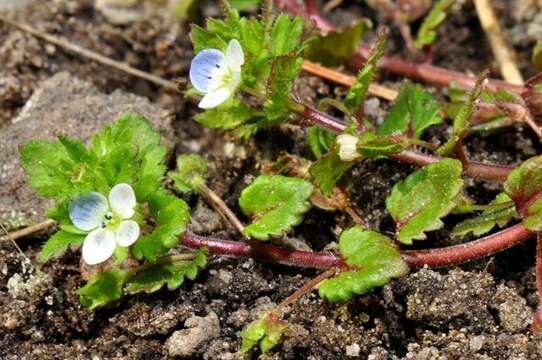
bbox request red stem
[180,224,533,269]
[401,224,532,267]
[301,104,513,182]
[277,0,526,94]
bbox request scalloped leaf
[240,312,288,353]
[125,249,207,294]
[319,226,408,302]
[264,55,303,123]
[170,154,208,193]
[414,0,454,48]
[504,156,542,231]
[270,14,303,57]
[132,189,190,261]
[39,230,84,262]
[452,193,518,236]
[239,175,313,240]
[386,159,463,244]
[377,81,443,139]
[77,269,130,310]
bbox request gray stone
[165,311,221,358]
[0,72,173,230]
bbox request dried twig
[472,0,523,85]
[200,185,246,236]
[301,60,398,101]
[0,16,180,92]
[0,219,56,243]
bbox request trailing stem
[291,101,514,182]
[276,0,526,94]
[179,224,533,269]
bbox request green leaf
[377,81,443,138]
[239,175,313,240]
[344,31,386,113]
[270,14,303,57]
[190,24,228,53]
[77,269,130,309]
[504,156,542,231]
[319,226,408,302]
[240,312,288,353]
[437,74,486,156]
[132,189,190,261]
[386,159,463,244]
[170,154,208,193]
[125,249,207,294]
[307,126,336,159]
[305,19,371,66]
[264,56,303,123]
[194,99,260,130]
[358,132,408,159]
[414,0,454,48]
[533,41,542,71]
[309,147,354,196]
[452,193,518,236]
[39,230,85,262]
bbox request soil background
[1,0,542,359]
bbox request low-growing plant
[18,0,542,356]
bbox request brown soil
[1,0,542,359]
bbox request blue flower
[189,39,244,109]
[69,183,140,265]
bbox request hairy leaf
[39,230,85,262]
[170,154,208,193]
[437,74,486,155]
[414,0,454,48]
[386,159,463,244]
[319,226,408,302]
[125,249,207,294]
[344,32,386,113]
[194,99,260,130]
[452,193,518,236]
[240,312,288,353]
[264,56,303,123]
[270,14,303,56]
[309,147,354,196]
[378,81,442,138]
[239,175,313,240]
[77,269,130,309]
[358,132,408,159]
[306,19,371,66]
[504,156,542,231]
[132,189,190,261]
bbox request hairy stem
[291,101,513,182]
[179,224,533,269]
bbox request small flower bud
[336,134,360,162]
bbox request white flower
[336,134,361,162]
[189,39,244,109]
[69,183,140,265]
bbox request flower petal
[69,192,108,231]
[198,87,232,109]
[189,49,226,93]
[109,183,136,219]
[115,220,140,247]
[226,39,244,71]
[82,228,116,265]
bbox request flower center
[101,211,122,230]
